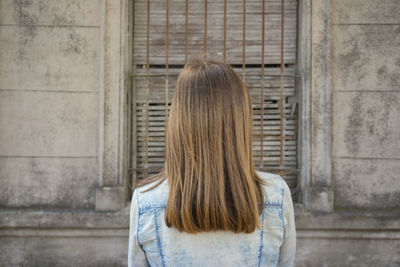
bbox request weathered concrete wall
[331,0,400,212]
[0,0,130,265]
[296,238,399,266]
[293,0,400,266]
[0,0,399,266]
[293,1,400,266]
[0,0,100,209]
[0,236,127,266]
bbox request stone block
[0,157,97,209]
[333,158,400,211]
[332,91,400,158]
[95,186,126,211]
[332,24,400,92]
[0,0,100,26]
[0,235,127,266]
[332,0,400,24]
[0,91,98,157]
[304,186,333,213]
[296,237,400,267]
[295,210,400,230]
[0,26,99,92]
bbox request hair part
[136,57,266,233]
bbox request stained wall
[0,0,399,266]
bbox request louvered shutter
[130,0,299,199]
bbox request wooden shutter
[130,0,299,199]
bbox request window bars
[131,0,299,198]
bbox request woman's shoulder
[133,178,169,211]
[255,170,288,188]
[255,170,289,206]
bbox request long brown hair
[136,58,266,233]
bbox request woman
[128,58,296,267]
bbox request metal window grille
[129,0,299,199]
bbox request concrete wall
[0,0,130,265]
[0,0,399,266]
[295,1,400,266]
[331,0,400,212]
[0,0,99,209]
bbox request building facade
[0,0,399,266]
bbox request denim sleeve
[128,189,149,267]
[277,180,296,267]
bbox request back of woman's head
[139,57,265,233]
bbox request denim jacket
[128,171,296,267]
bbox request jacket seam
[280,185,285,240]
[257,210,265,267]
[136,190,142,246]
[264,202,281,207]
[139,205,166,214]
[154,209,166,267]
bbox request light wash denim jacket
[128,171,296,267]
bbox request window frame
[96,0,334,213]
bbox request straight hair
[136,58,266,233]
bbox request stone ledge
[297,229,400,240]
[0,205,130,229]
[295,203,400,230]
[0,204,399,231]
[1,228,399,240]
[0,228,128,237]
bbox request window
[129,0,299,200]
